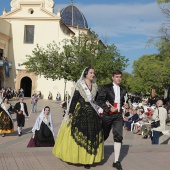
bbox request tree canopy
[157,0,170,45]
[120,0,170,96]
[147,0,170,60]
[157,0,170,4]
[22,31,128,85]
[126,54,170,96]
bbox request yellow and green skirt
[52,103,104,165]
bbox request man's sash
[104,102,119,114]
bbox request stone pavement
[0,98,170,170]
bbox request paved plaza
[0,98,170,170]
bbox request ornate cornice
[1,17,60,21]
[2,1,58,19]
[10,0,18,9]
[47,0,54,8]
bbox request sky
[0,0,167,72]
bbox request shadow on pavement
[23,127,33,134]
[120,145,131,162]
[161,137,170,144]
[91,145,130,167]
[7,127,32,136]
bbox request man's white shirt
[20,102,26,116]
[113,83,120,112]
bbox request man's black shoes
[113,161,123,170]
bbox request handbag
[151,108,160,128]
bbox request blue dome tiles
[61,5,88,29]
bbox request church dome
[61,3,88,29]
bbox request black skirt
[34,121,54,147]
[71,102,103,155]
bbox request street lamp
[64,79,67,100]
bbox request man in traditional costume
[14,97,29,136]
[96,70,128,170]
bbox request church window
[24,25,35,44]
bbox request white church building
[0,0,90,99]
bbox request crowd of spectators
[1,87,18,100]
[123,95,170,143]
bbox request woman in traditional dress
[27,106,55,147]
[0,97,14,137]
[52,67,104,169]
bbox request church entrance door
[20,77,32,97]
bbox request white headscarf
[32,107,54,136]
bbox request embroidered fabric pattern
[71,102,103,155]
[76,81,98,103]
[0,111,13,131]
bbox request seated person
[123,108,131,128]
[56,94,61,101]
[124,108,130,118]
[124,108,139,131]
[48,92,52,100]
[133,111,150,134]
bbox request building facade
[0,0,90,99]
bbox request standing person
[151,100,167,144]
[31,93,38,113]
[18,88,24,98]
[13,97,29,136]
[52,67,104,169]
[27,106,55,147]
[0,97,14,137]
[96,70,127,170]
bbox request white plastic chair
[131,121,135,131]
